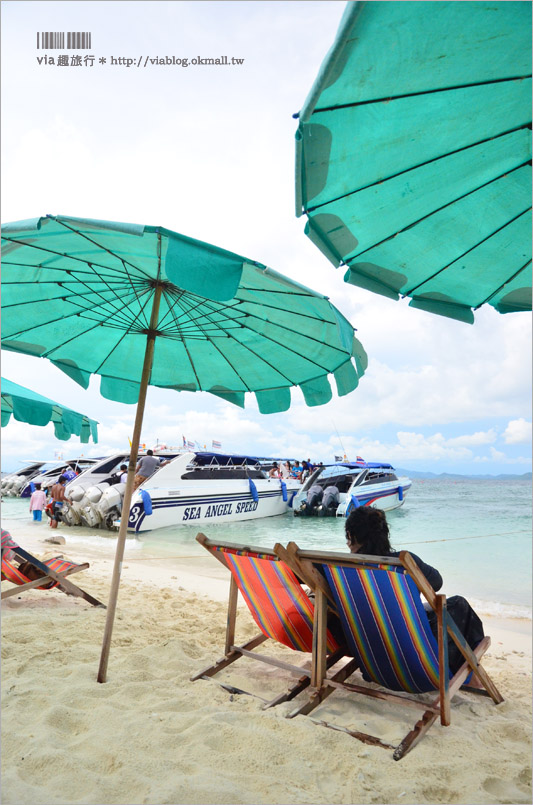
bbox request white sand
[2,522,531,805]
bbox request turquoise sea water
[2,479,531,618]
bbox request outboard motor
[2,477,17,495]
[9,476,26,496]
[96,483,126,530]
[61,502,83,527]
[61,483,90,526]
[79,482,110,527]
[295,483,324,516]
[318,485,340,516]
[85,482,109,503]
[306,483,323,510]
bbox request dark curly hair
[345,507,393,555]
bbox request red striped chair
[1,530,104,607]
[275,542,503,760]
[191,533,356,708]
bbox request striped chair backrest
[320,562,441,693]
[1,556,79,590]
[216,546,338,653]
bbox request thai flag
[355,455,365,465]
[212,440,221,449]
[182,435,187,447]
[187,440,195,450]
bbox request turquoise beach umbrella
[1,213,367,681]
[295,1,532,323]
[1,377,98,442]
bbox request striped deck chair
[191,534,357,708]
[1,535,104,607]
[275,542,503,760]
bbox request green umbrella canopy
[295,1,532,324]
[1,215,367,411]
[1,213,368,683]
[1,377,98,443]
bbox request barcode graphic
[37,32,92,49]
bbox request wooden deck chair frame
[191,533,358,709]
[1,545,105,607]
[274,542,503,760]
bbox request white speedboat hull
[125,477,299,532]
[335,479,412,515]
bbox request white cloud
[503,418,532,445]
[446,430,497,447]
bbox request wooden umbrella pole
[97,281,163,683]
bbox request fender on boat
[140,488,152,515]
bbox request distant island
[394,468,532,481]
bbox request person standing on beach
[49,475,70,528]
[29,483,47,522]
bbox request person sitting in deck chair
[344,507,485,674]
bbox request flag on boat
[187,440,195,450]
[182,435,186,447]
[212,440,221,449]
[355,456,365,465]
[334,455,343,462]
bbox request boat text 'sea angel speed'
[293,461,411,517]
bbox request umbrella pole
[97,282,163,683]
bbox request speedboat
[1,461,47,497]
[19,458,99,498]
[293,461,412,517]
[62,449,181,528]
[99,451,300,532]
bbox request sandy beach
[2,522,531,805]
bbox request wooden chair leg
[436,595,450,725]
[287,657,359,718]
[393,635,502,760]
[190,633,268,681]
[262,645,349,710]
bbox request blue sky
[1,0,531,475]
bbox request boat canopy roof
[318,462,395,479]
[193,452,263,467]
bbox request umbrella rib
[0,239,151,282]
[160,288,205,390]
[165,288,257,390]
[237,308,350,358]
[50,286,154,331]
[0,295,137,331]
[52,217,157,280]
[160,288,349,359]
[162,295,347,354]
[162,287,337,328]
[304,126,530,214]
[312,74,532,114]
[2,285,155,343]
[164,289,290,389]
[237,297,336,325]
[401,207,532,297]
[345,162,530,265]
[475,259,533,308]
